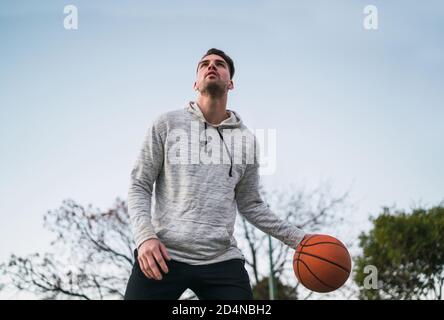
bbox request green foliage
[354,205,444,299]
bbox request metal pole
[268,234,275,300]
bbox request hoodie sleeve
[234,139,306,249]
[127,117,165,249]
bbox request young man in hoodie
[124,48,307,300]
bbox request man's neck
[196,94,229,125]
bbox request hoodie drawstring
[216,127,233,177]
[204,122,208,152]
[203,122,233,177]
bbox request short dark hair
[198,48,235,79]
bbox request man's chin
[200,81,226,97]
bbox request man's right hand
[137,238,171,280]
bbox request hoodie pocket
[156,218,231,260]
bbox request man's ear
[193,81,198,91]
[228,80,234,90]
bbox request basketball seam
[293,258,336,291]
[295,251,351,274]
[296,234,313,286]
[302,241,347,250]
[302,234,316,246]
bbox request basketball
[293,234,351,293]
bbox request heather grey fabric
[127,101,306,265]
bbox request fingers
[153,249,169,274]
[138,256,153,279]
[147,255,163,280]
[146,269,154,279]
[160,243,172,261]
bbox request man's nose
[208,63,217,71]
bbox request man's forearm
[127,180,158,248]
[238,200,306,249]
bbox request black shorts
[124,249,253,300]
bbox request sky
[0,0,443,299]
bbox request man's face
[193,54,234,96]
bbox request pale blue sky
[1,0,443,293]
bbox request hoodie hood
[186,101,242,177]
[186,101,243,128]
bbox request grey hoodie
[127,101,306,265]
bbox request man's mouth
[206,72,218,78]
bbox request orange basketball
[293,234,351,293]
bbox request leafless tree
[1,198,133,299]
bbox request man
[124,48,307,300]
